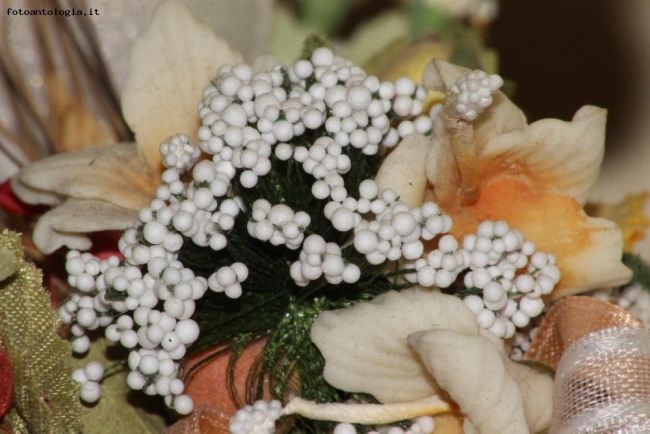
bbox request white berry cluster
[248,199,311,249]
[127,347,193,415]
[460,221,560,338]
[399,219,559,339]
[160,134,201,173]
[509,326,538,360]
[197,47,429,192]
[290,234,361,286]
[71,361,105,404]
[230,400,285,434]
[61,245,201,413]
[207,262,249,299]
[332,416,436,434]
[448,70,503,121]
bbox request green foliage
[0,230,82,433]
[622,253,650,291]
[296,0,353,35]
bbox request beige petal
[409,329,528,434]
[121,0,243,170]
[552,214,632,297]
[480,106,606,205]
[375,134,430,208]
[186,0,272,63]
[14,144,156,211]
[505,360,553,433]
[11,176,63,206]
[33,198,138,254]
[311,287,478,404]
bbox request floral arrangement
[1,1,650,434]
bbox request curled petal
[121,0,243,170]
[32,198,138,254]
[409,329,528,434]
[480,105,606,205]
[311,288,478,404]
[375,134,430,208]
[13,144,156,211]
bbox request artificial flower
[375,59,632,298]
[286,287,553,432]
[10,0,242,254]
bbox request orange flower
[376,59,631,298]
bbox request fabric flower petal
[13,144,157,212]
[10,176,63,207]
[311,287,478,404]
[448,177,632,297]
[32,198,138,254]
[408,329,528,434]
[375,134,430,208]
[121,0,243,170]
[480,105,606,205]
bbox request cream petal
[32,198,138,254]
[553,214,632,298]
[121,0,243,170]
[409,329,528,434]
[14,144,156,211]
[311,287,478,404]
[11,176,63,206]
[504,359,554,433]
[375,134,430,208]
[186,0,272,63]
[480,105,606,205]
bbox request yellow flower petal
[585,192,650,253]
[33,198,138,254]
[14,144,157,211]
[121,0,243,171]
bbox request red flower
[0,350,14,419]
[0,178,47,217]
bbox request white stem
[284,395,453,425]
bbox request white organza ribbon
[552,327,650,433]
